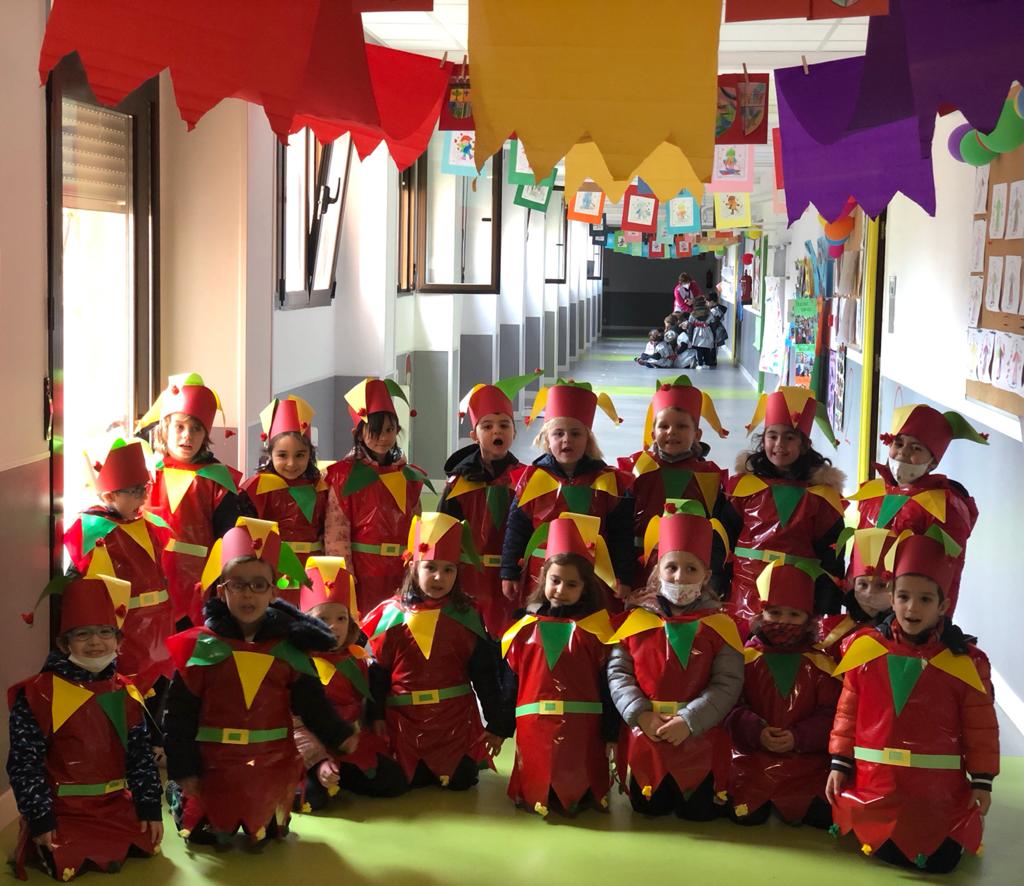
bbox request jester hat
[301,556,359,620]
[882,404,988,464]
[460,369,543,427]
[259,395,316,442]
[407,511,480,567]
[756,561,816,614]
[345,377,415,426]
[524,379,623,430]
[746,385,837,448]
[642,499,730,569]
[136,372,223,435]
[644,375,728,447]
[91,437,150,493]
[836,526,897,582]
[524,513,615,588]
[886,526,963,597]
[25,574,131,633]
[199,517,309,591]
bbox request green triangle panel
[186,632,234,667]
[887,654,928,716]
[770,484,805,528]
[288,484,318,523]
[196,463,237,493]
[341,461,379,498]
[485,485,511,530]
[81,513,117,555]
[560,485,594,515]
[443,604,487,640]
[96,690,128,748]
[537,620,574,671]
[763,653,803,699]
[270,641,317,677]
[661,468,694,502]
[664,620,700,670]
[403,464,435,493]
[876,494,909,529]
[338,656,372,699]
[372,604,407,637]
[277,540,310,587]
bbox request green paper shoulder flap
[341,460,379,498]
[337,656,372,700]
[371,602,407,638]
[142,511,171,529]
[443,603,487,641]
[196,463,238,494]
[269,640,318,678]
[79,513,119,555]
[185,632,234,668]
[402,464,436,494]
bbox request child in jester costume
[500,380,635,604]
[292,557,406,810]
[607,503,744,819]
[439,370,539,637]
[728,386,847,624]
[816,527,897,661]
[7,575,163,880]
[139,373,250,627]
[618,375,741,597]
[162,519,356,845]
[725,561,839,829]
[826,527,999,874]
[63,437,173,694]
[362,513,514,791]
[502,514,619,817]
[850,404,987,616]
[324,377,431,615]
[240,396,328,607]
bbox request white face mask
[857,589,892,617]
[888,457,930,485]
[660,580,702,607]
[69,652,117,674]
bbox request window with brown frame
[397,164,415,292]
[411,129,502,292]
[544,187,568,284]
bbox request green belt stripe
[386,684,471,706]
[854,746,962,770]
[733,546,821,570]
[57,779,126,797]
[350,541,402,556]
[128,589,169,609]
[167,539,209,557]
[515,701,603,716]
[195,726,289,744]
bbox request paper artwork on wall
[985,256,1004,311]
[967,276,983,328]
[707,145,755,193]
[715,74,770,144]
[976,329,995,383]
[966,329,982,380]
[1002,254,1022,314]
[713,191,752,228]
[990,182,1008,239]
[973,165,990,214]
[970,219,987,273]
[441,131,482,177]
[621,185,660,233]
[992,332,1013,391]
[1006,180,1024,240]
[1008,336,1024,391]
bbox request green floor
[5,752,1020,885]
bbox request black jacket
[438,444,520,521]
[162,598,354,781]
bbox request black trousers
[695,346,714,367]
[628,773,719,821]
[873,838,964,874]
[301,753,409,809]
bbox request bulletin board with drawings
[966,144,1024,414]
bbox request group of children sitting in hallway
[637,297,728,371]
[7,365,999,879]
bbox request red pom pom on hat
[260,432,268,441]
[115,604,127,619]
[224,429,236,439]
[418,542,429,553]
[21,612,34,625]
[94,538,105,548]
[170,385,180,395]
[534,368,543,374]
[665,502,677,513]
[325,580,335,590]
[252,538,264,551]
[358,408,367,417]
[93,461,103,471]
[879,432,895,445]
[409,409,418,417]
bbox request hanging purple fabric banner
[776,56,935,224]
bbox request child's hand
[655,716,691,746]
[760,726,794,753]
[972,789,992,816]
[501,580,519,602]
[825,770,846,805]
[32,831,55,849]
[482,731,504,756]
[637,710,670,741]
[178,776,201,798]
[317,759,341,787]
[141,820,164,845]
[338,734,359,756]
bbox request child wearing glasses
[7,576,164,880]
[161,519,357,847]
[63,438,174,696]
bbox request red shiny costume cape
[324,457,425,614]
[64,510,173,691]
[165,627,310,836]
[441,465,525,637]
[727,473,845,622]
[853,465,978,615]
[364,597,490,780]
[147,456,242,624]
[616,610,741,796]
[727,639,840,822]
[829,626,999,860]
[504,613,612,812]
[8,672,155,880]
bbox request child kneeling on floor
[162,519,356,846]
[7,576,163,881]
